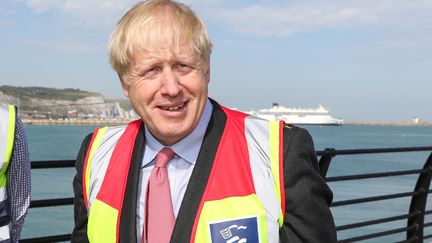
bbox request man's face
[122,45,209,146]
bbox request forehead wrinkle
[132,46,200,66]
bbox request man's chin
[153,127,188,145]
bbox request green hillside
[0,85,100,101]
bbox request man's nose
[161,69,181,97]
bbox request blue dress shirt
[137,99,213,241]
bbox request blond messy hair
[108,0,213,78]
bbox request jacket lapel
[119,123,146,243]
[170,100,227,242]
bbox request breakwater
[344,121,432,126]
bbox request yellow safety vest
[0,104,16,241]
[83,106,285,243]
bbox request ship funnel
[272,102,279,107]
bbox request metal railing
[319,146,432,243]
[22,146,432,242]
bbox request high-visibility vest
[0,104,16,241]
[82,106,285,243]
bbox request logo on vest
[209,217,259,243]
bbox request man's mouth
[159,102,186,111]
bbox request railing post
[407,152,432,242]
[319,148,336,178]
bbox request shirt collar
[142,99,213,167]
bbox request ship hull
[246,104,344,126]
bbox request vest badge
[209,217,260,243]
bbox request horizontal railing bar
[20,234,71,243]
[30,198,74,208]
[28,147,432,169]
[336,212,418,231]
[423,221,432,228]
[337,225,417,243]
[31,160,75,169]
[326,169,426,182]
[317,146,432,157]
[424,234,432,239]
[332,191,421,207]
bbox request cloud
[15,0,223,27]
[211,4,368,37]
[203,0,432,38]
[22,39,105,53]
[20,0,62,12]
[1,1,16,15]
[0,2,16,28]
[16,0,432,37]
[17,0,138,27]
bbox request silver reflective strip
[0,224,10,240]
[88,125,127,210]
[0,106,9,168]
[0,188,5,201]
[244,116,281,243]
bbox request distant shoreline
[22,118,131,126]
[343,121,432,126]
[22,118,432,126]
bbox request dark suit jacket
[72,102,337,243]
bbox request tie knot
[155,147,175,168]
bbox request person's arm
[280,126,337,242]
[7,117,31,243]
[71,134,92,243]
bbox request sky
[1,0,432,122]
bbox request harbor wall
[344,121,432,126]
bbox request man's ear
[120,76,129,97]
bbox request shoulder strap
[268,120,285,226]
[82,126,109,208]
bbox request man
[0,104,31,243]
[72,1,337,242]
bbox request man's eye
[142,67,159,77]
[175,63,192,73]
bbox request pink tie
[145,148,176,243]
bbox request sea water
[21,124,432,242]
[23,125,98,240]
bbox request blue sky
[1,0,432,122]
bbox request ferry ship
[247,103,344,125]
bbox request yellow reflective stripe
[5,105,15,164]
[0,105,15,188]
[269,120,283,227]
[88,199,118,243]
[85,126,108,204]
[195,195,268,243]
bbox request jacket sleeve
[71,134,92,243]
[7,116,31,242]
[280,126,337,242]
